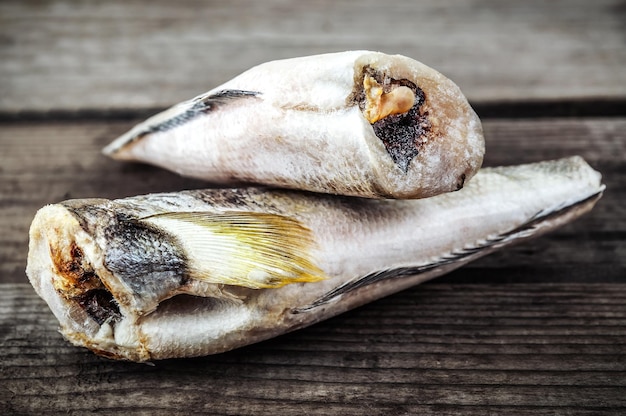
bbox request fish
[102,51,484,199]
[26,156,603,361]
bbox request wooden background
[1,1,625,414]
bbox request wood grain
[2,2,625,412]
[2,283,625,415]
[1,0,625,113]
[1,119,624,413]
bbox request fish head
[26,199,329,361]
[26,203,138,358]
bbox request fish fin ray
[143,89,260,135]
[142,211,325,289]
[103,90,260,155]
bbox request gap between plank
[0,99,625,122]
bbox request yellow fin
[142,211,325,289]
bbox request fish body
[103,51,484,199]
[26,157,603,361]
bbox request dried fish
[103,51,484,199]
[26,157,603,361]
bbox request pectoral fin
[142,211,325,289]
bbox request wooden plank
[1,0,626,113]
[1,116,624,413]
[2,283,625,414]
[1,117,624,285]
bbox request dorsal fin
[103,90,260,155]
[141,89,260,135]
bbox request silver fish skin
[102,51,484,199]
[26,157,603,361]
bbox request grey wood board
[1,283,625,414]
[2,0,626,113]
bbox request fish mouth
[49,237,122,326]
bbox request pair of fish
[26,51,604,361]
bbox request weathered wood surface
[2,283,626,415]
[2,0,626,414]
[1,0,626,113]
[1,117,624,414]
